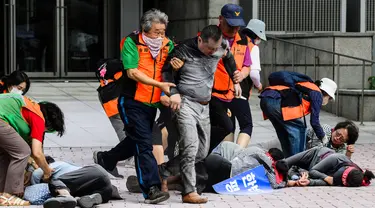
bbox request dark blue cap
[221,4,246,27]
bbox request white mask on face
[322,96,330,106]
[10,87,23,95]
[142,33,163,59]
[255,39,261,45]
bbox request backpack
[96,58,124,86]
[268,71,313,89]
[96,59,124,117]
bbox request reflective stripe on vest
[212,33,247,100]
[133,33,170,104]
[263,82,321,121]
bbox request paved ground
[22,82,375,208]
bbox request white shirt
[249,45,261,88]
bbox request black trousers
[48,165,112,203]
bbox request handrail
[267,36,375,63]
[267,35,375,125]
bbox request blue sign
[212,165,273,195]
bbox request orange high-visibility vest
[23,96,45,122]
[263,82,321,121]
[129,33,171,104]
[212,33,248,100]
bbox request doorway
[1,0,120,78]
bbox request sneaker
[43,195,77,208]
[144,186,170,204]
[77,193,102,208]
[126,175,142,193]
[93,151,124,178]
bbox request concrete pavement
[24,81,375,208]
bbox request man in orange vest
[209,4,254,149]
[92,9,175,204]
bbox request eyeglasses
[335,129,348,142]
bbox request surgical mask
[10,87,23,95]
[142,33,163,59]
[255,39,261,45]
[322,96,330,106]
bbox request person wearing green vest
[0,93,65,206]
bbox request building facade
[1,0,374,78]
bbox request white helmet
[319,78,337,100]
[245,19,267,41]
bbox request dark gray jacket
[162,37,237,102]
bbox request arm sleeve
[31,168,44,185]
[21,108,45,143]
[309,155,340,180]
[308,179,329,186]
[309,91,325,139]
[222,51,237,82]
[250,70,261,88]
[242,46,251,67]
[121,37,139,70]
[161,41,179,95]
[250,46,261,71]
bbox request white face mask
[322,96,330,106]
[255,39,261,45]
[10,87,23,95]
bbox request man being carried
[162,25,240,203]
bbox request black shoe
[144,186,170,204]
[77,193,102,208]
[93,151,107,169]
[43,195,77,208]
[108,167,124,179]
[93,151,124,179]
[126,175,142,193]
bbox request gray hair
[140,9,168,33]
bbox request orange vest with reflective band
[129,33,171,104]
[212,33,248,100]
[263,82,321,121]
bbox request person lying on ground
[285,146,374,186]
[26,156,119,208]
[126,142,310,193]
[208,142,302,189]
[306,120,358,158]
